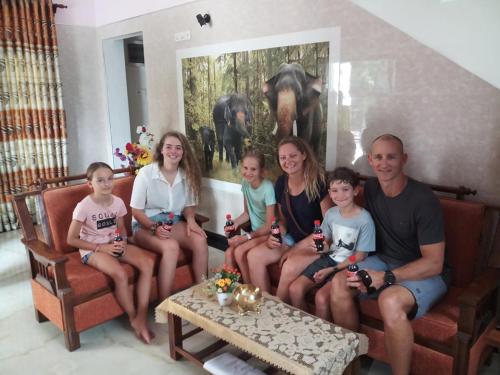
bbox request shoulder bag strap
[284,175,309,237]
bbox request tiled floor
[0,230,498,374]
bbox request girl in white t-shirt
[130,131,208,301]
[67,162,154,344]
[224,150,276,283]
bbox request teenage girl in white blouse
[131,131,208,300]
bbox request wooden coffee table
[155,284,368,374]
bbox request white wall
[56,24,110,174]
[55,0,197,27]
[352,0,500,89]
[55,0,500,235]
[56,0,500,90]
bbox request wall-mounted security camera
[196,13,211,27]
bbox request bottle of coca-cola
[312,220,324,252]
[114,229,123,242]
[271,216,282,244]
[224,214,236,238]
[163,212,174,233]
[346,255,359,289]
[113,229,124,257]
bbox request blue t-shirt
[321,206,376,263]
[275,175,328,242]
[241,179,276,231]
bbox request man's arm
[392,242,445,281]
[364,242,445,290]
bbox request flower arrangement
[212,264,241,294]
[114,126,155,169]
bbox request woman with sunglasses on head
[246,136,332,302]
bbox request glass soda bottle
[346,255,359,289]
[114,229,123,242]
[163,212,174,233]
[312,219,324,252]
[224,214,236,238]
[113,229,124,257]
[271,216,282,243]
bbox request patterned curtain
[0,0,67,232]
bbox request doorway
[103,33,149,168]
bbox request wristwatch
[150,222,160,235]
[384,270,396,287]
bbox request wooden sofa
[268,183,499,375]
[11,169,207,351]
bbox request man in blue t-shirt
[330,134,447,375]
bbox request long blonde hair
[277,136,325,202]
[154,131,202,201]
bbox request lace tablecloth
[156,285,368,375]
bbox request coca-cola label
[312,233,324,240]
[225,225,235,232]
[271,227,280,235]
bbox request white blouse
[130,163,196,220]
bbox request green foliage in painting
[182,42,330,183]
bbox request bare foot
[130,317,152,344]
[148,328,156,340]
[137,327,152,344]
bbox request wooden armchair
[11,169,208,351]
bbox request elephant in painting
[212,94,253,169]
[199,125,215,172]
[263,63,323,156]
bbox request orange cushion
[60,248,191,298]
[43,176,135,254]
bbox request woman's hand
[155,225,171,239]
[267,233,282,249]
[224,223,239,236]
[307,237,320,253]
[98,242,125,257]
[186,219,207,238]
[228,235,246,247]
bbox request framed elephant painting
[176,28,340,187]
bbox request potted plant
[211,264,241,306]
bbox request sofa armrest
[457,267,500,337]
[22,239,68,265]
[22,239,70,295]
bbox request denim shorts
[81,253,93,264]
[132,212,184,234]
[302,255,338,282]
[283,233,295,247]
[357,255,447,320]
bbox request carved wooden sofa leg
[64,328,81,351]
[454,332,471,375]
[34,309,49,323]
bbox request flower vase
[216,292,233,306]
